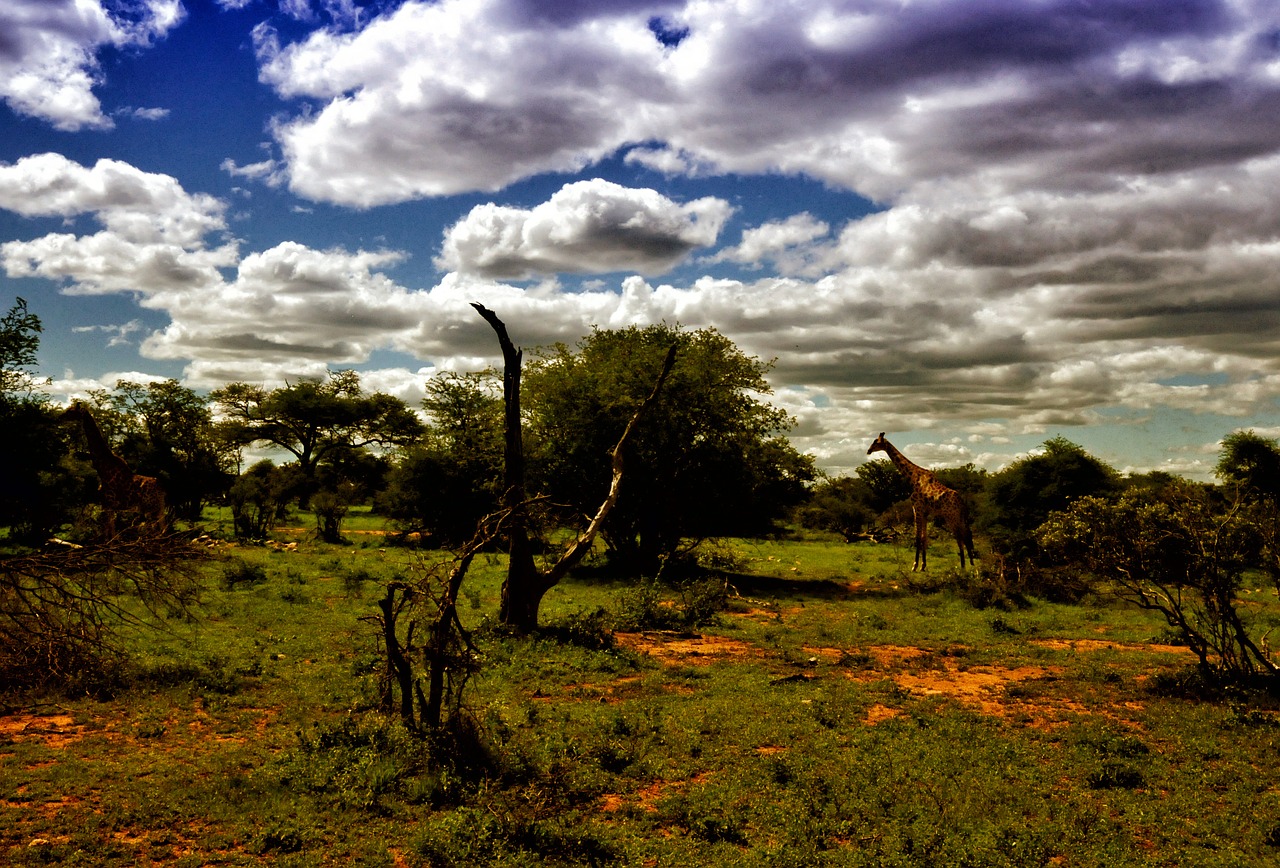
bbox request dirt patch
[0,714,85,749]
[891,664,1064,718]
[805,644,929,666]
[612,634,1125,727]
[600,772,714,814]
[865,703,900,725]
[614,632,763,665]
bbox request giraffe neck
[881,440,930,487]
[76,409,127,477]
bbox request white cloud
[0,154,235,296]
[709,213,832,275]
[437,179,732,278]
[256,0,668,205]
[0,153,227,245]
[0,0,183,131]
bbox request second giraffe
[867,432,976,571]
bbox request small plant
[221,559,268,590]
[613,577,728,630]
[1086,761,1146,790]
[541,607,615,651]
[340,566,375,596]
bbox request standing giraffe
[64,402,168,538]
[867,432,976,570]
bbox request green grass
[5,531,1280,866]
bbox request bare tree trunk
[376,583,416,727]
[471,303,543,631]
[472,303,676,633]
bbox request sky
[3,0,1280,480]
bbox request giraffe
[63,402,168,538]
[867,432,976,571]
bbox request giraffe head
[867,432,889,455]
[62,401,90,423]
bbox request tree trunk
[472,303,676,633]
[471,304,544,631]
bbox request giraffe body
[867,432,975,570]
[64,403,168,538]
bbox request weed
[279,587,310,604]
[613,577,728,630]
[1087,761,1147,790]
[220,558,268,590]
[340,565,375,596]
[541,607,615,651]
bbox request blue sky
[3,0,1280,480]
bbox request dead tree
[1,533,205,690]
[472,302,676,633]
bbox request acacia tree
[524,324,814,573]
[213,371,423,480]
[213,371,423,540]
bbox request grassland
[4,516,1280,866]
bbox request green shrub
[220,559,268,590]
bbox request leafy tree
[213,371,423,540]
[211,371,424,485]
[524,324,815,573]
[377,372,504,544]
[987,437,1120,558]
[95,379,235,521]
[0,298,81,542]
[856,458,912,513]
[794,475,880,541]
[1216,430,1280,503]
[1038,482,1277,682]
[0,297,45,400]
[227,460,301,540]
[472,303,676,632]
[1214,430,1280,586]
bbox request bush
[613,577,728,631]
[221,559,268,590]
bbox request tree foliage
[0,297,45,401]
[378,373,504,545]
[213,371,423,541]
[92,379,235,521]
[794,475,881,541]
[0,298,80,542]
[1217,430,1280,503]
[212,371,424,483]
[987,437,1120,557]
[524,324,814,572]
[1037,482,1277,682]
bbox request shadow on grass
[717,571,911,602]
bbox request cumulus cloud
[13,1,1280,478]
[0,154,236,295]
[0,0,182,131]
[256,0,669,205]
[437,179,731,278]
[250,0,1280,207]
[708,213,832,276]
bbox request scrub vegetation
[6,297,1280,865]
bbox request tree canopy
[987,436,1120,558]
[212,371,424,485]
[524,324,815,572]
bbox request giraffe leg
[914,508,927,571]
